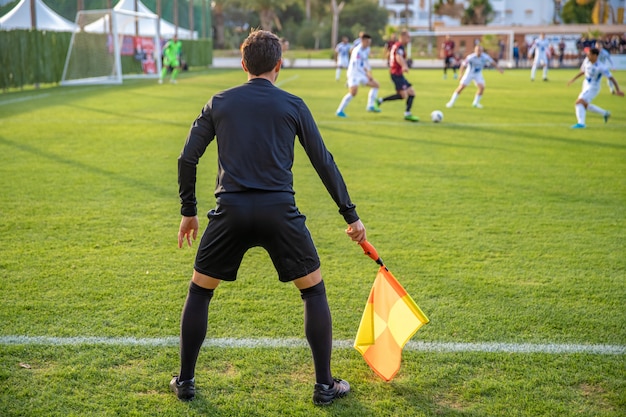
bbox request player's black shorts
[444,56,454,67]
[391,74,411,92]
[194,191,320,282]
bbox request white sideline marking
[1,336,624,355]
[0,93,50,106]
[276,75,300,87]
[0,87,105,107]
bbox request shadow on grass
[320,123,513,153]
[464,123,626,150]
[63,102,190,128]
[182,387,476,417]
[0,136,173,199]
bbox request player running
[567,47,623,129]
[335,33,380,118]
[529,33,550,82]
[376,30,419,122]
[441,34,457,80]
[159,35,183,84]
[334,36,351,81]
[446,45,503,109]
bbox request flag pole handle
[359,241,384,266]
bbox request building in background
[379,0,626,29]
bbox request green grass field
[1,67,625,416]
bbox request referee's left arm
[295,101,359,225]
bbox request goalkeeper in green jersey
[160,36,183,84]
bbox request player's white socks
[337,93,353,113]
[335,68,341,81]
[367,88,378,109]
[575,103,586,125]
[530,64,537,80]
[449,92,459,105]
[472,94,482,106]
[542,66,548,80]
[587,104,606,115]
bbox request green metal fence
[0,30,212,90]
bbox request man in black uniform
[172,30,367,406]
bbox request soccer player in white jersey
[446,45,503,109]
[594,41,617,94]
[529,33,551,81]
[336,33,380,117]
[334,36,351,81]
[567,48,623,129]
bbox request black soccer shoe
[313,378,350,405]
[170,376,195,401]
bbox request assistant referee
[172,30,367,406]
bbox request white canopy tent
[0,0,77,32]
[83,0,197,39]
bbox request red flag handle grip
[359,241,384,266]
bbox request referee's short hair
[241,30,282,75]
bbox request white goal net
[408,29,515,68]
[61,9,162,85]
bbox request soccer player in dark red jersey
[441,34,457,79]
[376,30,419,122]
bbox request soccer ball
[430,110,444,123]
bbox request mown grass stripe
[1,336,623,354]
[317,120,626,128]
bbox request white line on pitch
[0,93,51,106]
[276,75,300,87]
[1,336,624,355]
[0,87,106,107]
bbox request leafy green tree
[434,0,464,19]
[461,0,493,25]
[0,1,20,19]
[239,0,297,31]
[561,0,595,24]
[339,0,387,45]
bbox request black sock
[179,282,214,381]
[300,281,333,386]
[382,93,402,102]
[406,95,415,113]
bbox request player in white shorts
[529,33,551,81]
[446,45,503,109]
[336,33,380,117]
[567,47,623,129]
[334,36,351,81]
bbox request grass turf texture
[1,68,625,416]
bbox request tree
[240,0,297,32]
[561,0,594,23]
[212,0,229,49]
[434,0,464,19]
[339,0,388,45]
[330,0,345,49]
[461,0,493,25]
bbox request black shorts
[194,191,320,282]
[391,74,411,92]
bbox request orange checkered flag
[354,241,430,381]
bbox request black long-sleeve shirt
[178,77,359,224]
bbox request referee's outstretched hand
[178,215,199,248]
[346,219,366,244]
